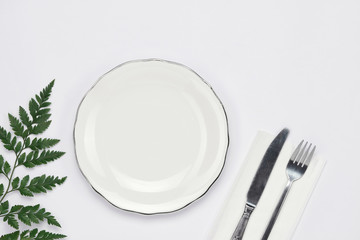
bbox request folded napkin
[210,131,326,240]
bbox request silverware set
[231,129,316,240]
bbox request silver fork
[261,140,316,240]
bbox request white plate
[74,59,229,214]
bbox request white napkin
[210,131,326,240]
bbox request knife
[231,128,289,240]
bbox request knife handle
[231,203,255,240]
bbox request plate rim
[73,58,230,215]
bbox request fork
[261,140,316,240]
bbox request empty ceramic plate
[74,59,229,214]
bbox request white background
[0,0,359,239]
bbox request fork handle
[262,180,294,240]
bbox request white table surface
[0,0,359,239]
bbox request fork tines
[290,140,316,167]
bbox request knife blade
[231,128,289,240]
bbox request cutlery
[231,128,289,240]
[261,140,316,240]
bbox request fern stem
[0,138,27,203]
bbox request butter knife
[231,128,289,240]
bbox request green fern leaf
[20,176,30,188]
[18,213,31,226]
[28,98,39,119]
[3,161,11,176]
[0,127,8,143]
[32,113,51,125]
[0,231,19,240]
[10,205,23,213]
[11,177,20,189]
[35,95,42,105]
[20,229,66,240]
[31,121,51,135]
[8,114,25,138]
[29,229,38,238]
[28,80,54,121]
[41,102,51,108]
[29,138,60,150]
[14,142,22,154]
[0,201,9,214]
[39,80,54,104]
[18,176,34,196]
[19,189,33,197]
[19,107,31,128]
[0,155,4,175]
[24,138,30,148]
[4,214,19,229]
[20,230,32,239]
[0,184,4,196]
[44,215,61,228]
[0,127,14,151]
[36,108,50,116]
[37,231,66,240]
[12,175,66,196]
[0,156,12,178]
[22,150,64,168]
[17,153,26,165]
[7,205,61,228]
[27,212,39,224]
